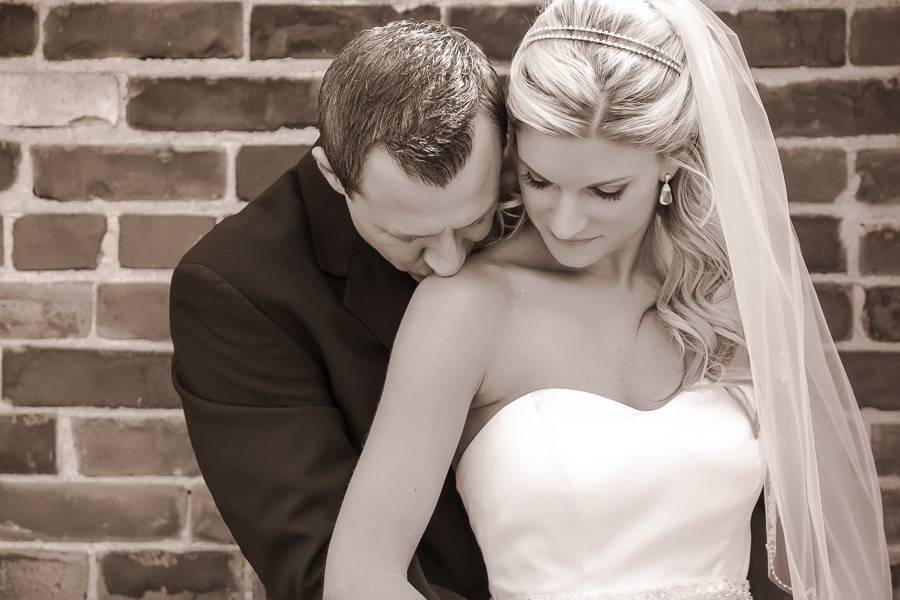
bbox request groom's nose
[423,229,466,277]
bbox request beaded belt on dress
[496,577,752,600]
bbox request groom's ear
[311,147,349,198]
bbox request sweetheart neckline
[456,385,708,471]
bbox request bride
[322,0,892,598]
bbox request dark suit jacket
[169,146,490,600]
[170,146,790,600]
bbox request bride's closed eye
[519,171,623,202]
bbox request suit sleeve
[746,492,792,600]
[170,261,362,600]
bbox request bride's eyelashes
[518,171,624,202]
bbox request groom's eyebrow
[518,157,630,187]
[383,205,494,238]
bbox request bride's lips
[550,233,603,247]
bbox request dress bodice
[454,383,764,600]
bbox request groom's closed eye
[391,209,494,243]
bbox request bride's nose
[547,192,587,240]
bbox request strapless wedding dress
[455,382,764,600]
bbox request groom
[169,20,503,600]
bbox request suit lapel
[298,143,416,350]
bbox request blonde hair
[506,0,749,387]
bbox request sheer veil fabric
[646,0,892,597]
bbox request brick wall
[0,1,897,599]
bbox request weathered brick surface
[860,226,900,275]
[718,10,845,67]
[13,214,107,270]
[857,149,900,205]
[98,283,170,340]
[0,140,20,191]
[119,215,215,268]
[872,423,900,477]
[237,145,308,201]
[0,73,118,127]
[850,7,900,66]
[0,282,92,338]
[792,216,845,273]
[0,414,55,474]
[0,4,37,57]
[127,77,320,132]
[841,352,900,410]
[32,145,226,202]
[780,148,846,203]
[865,287,900,342]
[445,5,541,60]
[44,3,243,60]
[761,79,900,138]
[73,417,199,476]
[98,551,243,600]
[2,348,179,408]
[0,482,184,541]
[251,4,439,59]
[190,483,236,544]
[815,284,853,342]
[0,550,89,600]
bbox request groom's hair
[318,20,507,196]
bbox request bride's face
[515,127,669,271]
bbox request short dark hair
[318,20,507,196]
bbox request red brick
[0,414,55,474]
[98,283,170,340]
[0,73,119,127]
[127,77,320,132]
[857,149,900,205]
[2,348,179,408]
[251,4,439,59]
[850,8,900,66]
[98,550,242,600]
[865,287,900,342]
[779,148,846,203]
[32,145,226,202]
[884,485,900,544]
[872,423,900,477]
[860,226,900,275]
[761,79,900,138]
[0,4,37,57]
[0,481,184,541]
[73,417,199,476]
[190,483,235,544]
[446,5,541,60]
[119,215,214,269]
[792,216,845,273]
[815,284,852,342]
[13,214,106,270]
[44,3,242,60]
[719,10,844,68]
[236,145,308,201]
[0,140,20,191]
[0,282,92,338]
[840,351,900,410]
[0,551,88,600]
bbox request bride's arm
[323,272,502,600]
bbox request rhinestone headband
[522,25,684,74]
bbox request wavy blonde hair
[505,0,750,388]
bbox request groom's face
[347,112,502,280]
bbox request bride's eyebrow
[517,156,631,187]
